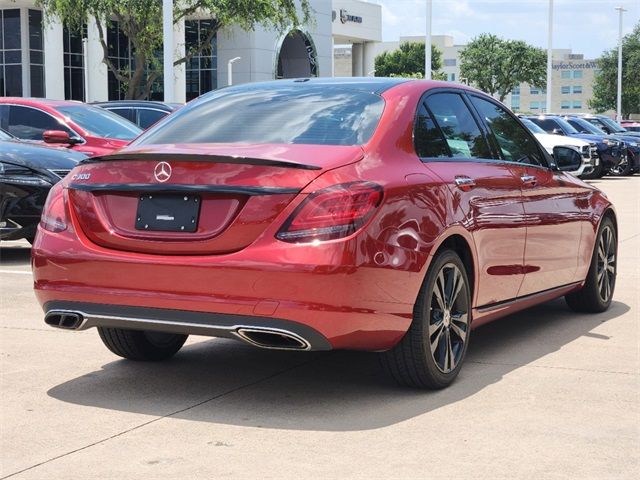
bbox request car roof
[0,97,87,108]
[92,100,177,111]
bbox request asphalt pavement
[1,176,638,479]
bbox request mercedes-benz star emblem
[154,162,172,183]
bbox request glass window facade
[573,85,582,94]
[561,100,571,109]
[561,70,571,79]
[573,70,583,79]
[28,9,45,97]
[572,100,582,109]
[0,9,22,96]
[185,20,217,101]
[63,24,86,101]
[561,86,570,94]
[107,22,132,100]
[443,58,456,67]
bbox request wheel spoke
[446,330,455,371]
[433,272,447,311]
[449,268,464,309]
[430,323,445,355]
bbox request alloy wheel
[596,225,616,302]
[428,263,469,373]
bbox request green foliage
[460,34,546,101]
[374,42,445,80]
[589,22,640,118]
[37,0,311,99]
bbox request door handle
[454,176,476,191]
[521,175,537,187]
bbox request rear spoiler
[80,152,322,171]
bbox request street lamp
[425,0,432,80]
[615,6,627,122]
[227,57,241,86]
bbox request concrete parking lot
[1,177,638,479]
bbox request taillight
[276,182,383,243]
[40,183,68,233]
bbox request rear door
[468,94,586,296]
[415,91,527,307]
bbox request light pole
[615,6,626,122]
[425,0,432,80]
[228,57,241,86]
[162,0,174,102]
[546,0,553,113]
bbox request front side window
[57,105,141,140]
[422,92,491,158]
[0,9,22,96]
[470,96,544,166]
[7,105,72,140]
[414,103,449,158]
[136,85,384,146]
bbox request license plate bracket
[135,193,201,232]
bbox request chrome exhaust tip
[44,311,85,330]
[236,327,310,351]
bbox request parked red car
[32,79,617,389]
[0,98,141,157]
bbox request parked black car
[522,115,624,178]
[561,115,639,176]
[0,129,86,243]
[92,101,179,129]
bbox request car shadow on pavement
[48,298,629,432]
[0,244,31,266]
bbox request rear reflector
[276,182,382,243]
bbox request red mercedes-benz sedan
[32,79,617,389]
[0,98,141,157]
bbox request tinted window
[470,96,544,166]
[423,93,491,158]
[136,85,385,146]
[106,108,136,123]
[520,118,545,134]
[414,103,449,158]
[7,106,73,140]
[568,117,604,135]
[530,118,579,135]
[138,108,167,129]
[57,105,141,140]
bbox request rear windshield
[135,85,385,146]
[57,105,142,140]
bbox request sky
[372,0,640,59]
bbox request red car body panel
[31,80,614,351]
[0,98,131,156]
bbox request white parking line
[0,270,32,275]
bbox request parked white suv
[520,118,598,177]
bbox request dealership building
[0,0,381,103]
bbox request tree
[374,42,445,80]
[460,34,546,101]
[589,22,640,118]
[37,1,310,99]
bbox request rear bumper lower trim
[43,301,332,351]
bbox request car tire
[609,153,632,176]
[381,249,471,389]
[98,327,188,361]
[582,161,604,179]
[565,216,617,313]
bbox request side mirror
[551,128,565,136]
[553,146,583,172]
[43,130,78,145]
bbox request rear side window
[7,105,72,140]
[533,118,562,133]
[138,109,167,129]
[423,93,491,158]
[414,103,449,158]
[470,96,545,166]
[136,85,385,146]
[107,108,135,124]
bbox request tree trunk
[126,52,148,100]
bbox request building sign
[303,35,318,77]
[552,61,598,70]
[339,9,363,24]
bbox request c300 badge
[71,173,91,180]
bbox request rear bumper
[32,225,423,351]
